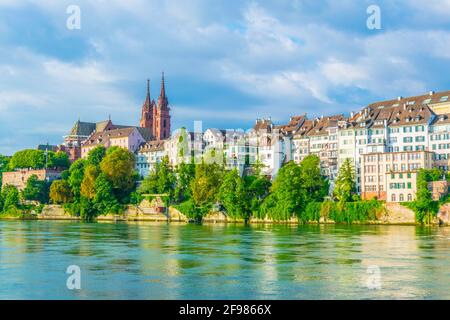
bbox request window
[407,182,412,189]
[400,194,404,202]
[408,194,412,201]
[391,194,396,202]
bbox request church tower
[154,72,171,140]
[139,79,155,131]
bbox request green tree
[0,155,10,186]
[22,175,49,204]
[334,158,356,203]
[49,180,73,204]
[93,173,121,215]
[411,169,437,224]
[139,156,175,197]
[219,169,249,219]
[174,161,195,202]
[47,151,70,169]
[300,155,329,203]
[86,146,106,167]
[244,174,271,215]
[260,162,304,220]
[9,149,45,170]
[68,159,86,199]
[100,148,137,199]
[2,185,20,211]
[80,165,100,200]
[191,163,224,206]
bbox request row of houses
[7,89,449,203]
[133,90,450,203]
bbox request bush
[301,202,322,223]
[174,199,210,221]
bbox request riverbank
[1,202,449,225]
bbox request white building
[136,140,167,178]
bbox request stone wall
[438,203,450,225]
[383,203,416,224]
[39,205,79,220]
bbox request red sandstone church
[59,73,171,161]
[140,73,171,140]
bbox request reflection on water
[0,221,449,299]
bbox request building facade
[2,169,61,190]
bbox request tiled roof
[37,144,59,152]
[306,115,344,136]
[253,119,272,132]
[367,90,450,110]
[83,127,138,147]
[276,114,306,134]
[294,119,315,138]
[139,140,166,152]
[68,121,96,136]
[136,127,153,141]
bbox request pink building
[81,127,146,158]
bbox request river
[0,220,449,299]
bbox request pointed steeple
[160,72,166,99]
[140,78,154,129]
[158,72,168,110]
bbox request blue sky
[0,0,449,155]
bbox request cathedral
[140,73,171,140]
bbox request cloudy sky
[0,0,449,155]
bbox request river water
[0,220,449,299]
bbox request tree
[0,155,10,186]
[68,159,86,199]
[174,161,195,202]
[334,158,356,203]
[86,146,106,167]
[260,162,304,220]
[50,180,73,204]
[244,174,271,214]
[300,155,329,203]
[48,151,70,169]
[411,169,437,224]
[22,175,49,204]
[139,156,175,197]
[219,169,249,219]
[100,148,136,198]
[80,165,100,200]
[8,149,45,170]
[191,163,224,206]
[93,173,121,214]
[2,185,20,211]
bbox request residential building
[81,127,146,158]
[361,150,435,202]
[136,140,167,178]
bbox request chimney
[350,111,354,118]
[398,96,403,101]
[429,91,435,96]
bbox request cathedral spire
[147,78,150,97]
[160,72,166,99]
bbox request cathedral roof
[68,121,96,137]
